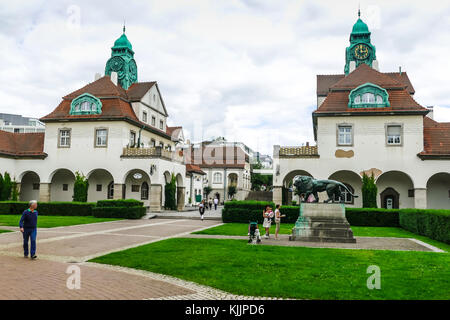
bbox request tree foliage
[0,172,13,201]
[73,171,89,202]
[250,161,273,191]
[164,173,177,210]
[227,185,237,199]
[362,173,378,208]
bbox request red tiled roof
[420,117,450,157]
[317,65,415,95]
[186,164,206,175]
[0,130,46,158]
[127,82,156,101]
[63,76,128,100]
[185,146,249,168]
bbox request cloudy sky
[1,0,449,155]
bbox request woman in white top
[274,204,286,239]
[262,205,274,238]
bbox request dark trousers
[214,204,218,210]
[23,228,37,257]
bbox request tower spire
[358,3,361,18]
[123,19,126,33]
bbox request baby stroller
[248,221,262,244]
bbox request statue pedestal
[289,203,356,243]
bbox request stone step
[289,234,357,243]
[293,226,355,239]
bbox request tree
[227,185,237,199]
[362,173,377,208]
[0,172,12,201]
[73,171,89,202]
[250,161,273,191]
[203,186,212,199]
[10,180,19,201]
[164,173,177,210]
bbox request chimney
[94,73,101,81]
[349,61,356,73]
[399,66,402,76]
[306,141,309,147]
[372,60,379,71]
[110,72,118,86]
[426,106,434,120]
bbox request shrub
[345,207,399,227]
[227,185,237,199]
[73,171,88,202]
[164,174,177,210]
[92,206,146,219]
[10,181,19,201]
[362,173,377,208]
[399,209,450,244]
[0,201,95,216]
[222,201,274,223]
[97,199,143,208]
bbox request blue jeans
[23,228,37,257]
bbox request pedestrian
[19,200,39,259]
[214,197,219,210]
[262,205,274,239]
[199,200,205,221]
[208,198,213,210]
[274,204,286,239]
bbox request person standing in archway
[19,200,38,259]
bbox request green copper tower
[105,26,138,89]
[344,10,377,75]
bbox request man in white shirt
[213,197,219,210]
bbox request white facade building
[0,113,45,133]
[0,30,187,212]
[273,14,450,210]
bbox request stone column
[38,183,51,202]
[414,188,427,209]
[177,187,185,211]
[273,186,282,206]
[16,183,21,200]
[113,184,125,200]
[150,184,162,212]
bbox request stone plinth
[289,203,356,243]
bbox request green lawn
[0,215,121,228]
[193,223,450,252]
[91,238,450,300]
[0,229,12,234]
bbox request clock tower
[105,26,138,89]
[344,10,377,75]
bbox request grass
[193,223,450,252]
[91,237,450,300]
[0,229,12,234]
[0,215,121,228]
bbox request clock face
[128,59,137,82]
[107,56,125,72]
[354,44,370,60]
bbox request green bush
[164,174,177,210]
[92,206,146,219]
[399,209,450,244]
[73,171,88,202]
[362,173,377,208]
[97,199,143,208]
[0,201,95,216]
[345,207,399,227]
[222,201,274,223]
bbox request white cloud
[0,0,449,156]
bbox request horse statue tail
[338,182,359,198]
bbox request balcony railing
[121,146,184,162]
[278,146,319,158]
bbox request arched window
[334,183,354,204]
[348,83,390,109]
[213,172,222,184]
[107,181,114,199]
[141,182,149,200]
[70,93,103,115]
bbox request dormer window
[70,93,102,115]
[348,83,390,109]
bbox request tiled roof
[186,164,206,175]
[166,126,182,137]
[127,82,156,101]
[317,65,415,95]
[279,146,319,158]
[420,117,450,157]
[185,145,248,168]
[0,130,46,158]
[315,64,427,115]
[63,76,128,100]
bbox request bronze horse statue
[294,175,358,203]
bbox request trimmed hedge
[96,199,144,208]
[345,207,399,227]
[0,201,95,216]
[92,206,146,219]
[399,209,450,244]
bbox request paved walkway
[154,206,223,220]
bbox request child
[199,200,205,221]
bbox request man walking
[19,200,38,259]
[214,197,219,210]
